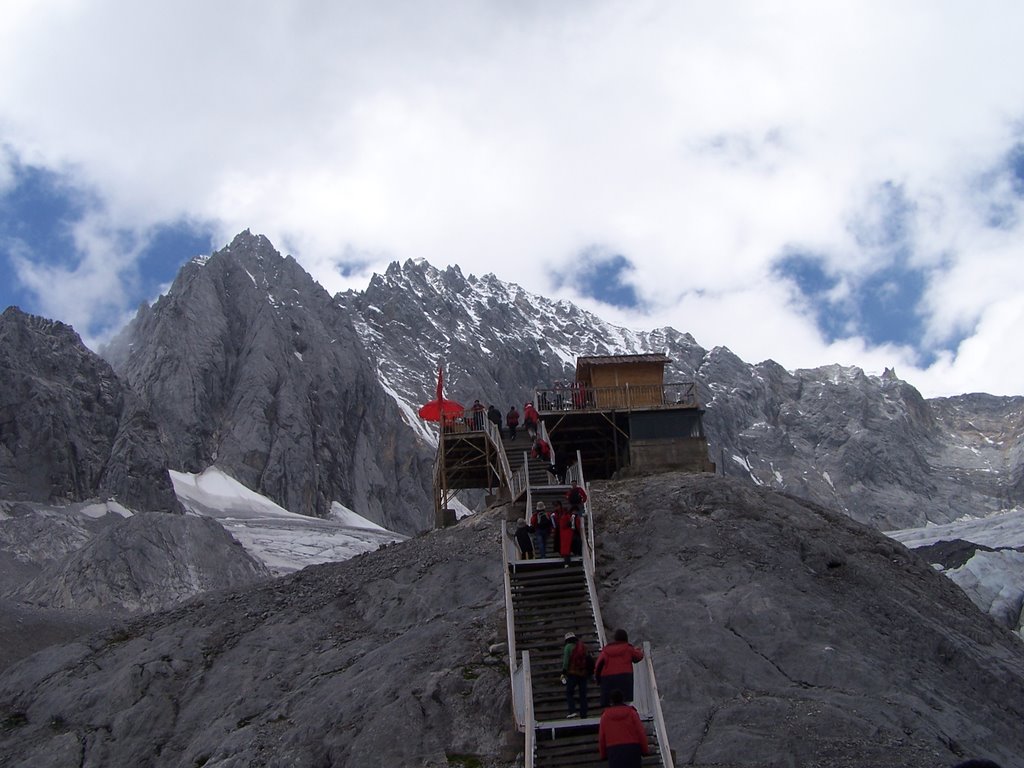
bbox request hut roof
[575,354,672,378]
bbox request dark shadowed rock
[914,538,998,570]
[2,475,1023,767]
[0,598,115,671]
[105,232,433,533]
[0,308,179,513]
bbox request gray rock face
[0,308,179,513]
[338,259,707,416]
[10,513,270,613]
[106,232,434,533]
[2,475,1023,767]
[0,514,516,768]
[340,260,1024,529]
[592,474,1024,767]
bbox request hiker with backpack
[530,501,552,558]
[561,632,594,719]
[594,628,645,707]
[566,480,588,513]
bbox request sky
[1,1,1023,398]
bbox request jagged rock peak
[0,307,179,513]
[1,305,81,344]
[107,233,434,530]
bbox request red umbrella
[418,366,464,422]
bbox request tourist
[562,632,591,719]
[595,629,644,706]
[598,689,649,767]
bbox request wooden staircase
[509,559,599,722]
[534,722,663,768]
[509,555,665,766]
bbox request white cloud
[1,1,1024,395]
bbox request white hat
[564,632,576,641]
[536,501,546,510]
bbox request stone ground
[1,473,1022,767]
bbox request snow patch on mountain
[887,507,1024,549]
[171,467,404,575]
[888,507,1024,636]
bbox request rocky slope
[0,307,179,514]
[1,474,1021,768]
[0,500,273,667]
[104,231,434,533]
[10,513,270,613]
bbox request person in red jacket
[594,628,644,706]
[523,402,539,438]
[531,437,551,462]
[506,405,520,439]
[598,689,649,767]
[557,502,575,566]
[566,480,588,512]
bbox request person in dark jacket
[550,500,566,555]
[514,520,534,560]
[470,399,485,430]
[530,501,551,558]
[487,404,502,435]
[598,689,649,767]
[547,455,569,484]
[595,628,644,706]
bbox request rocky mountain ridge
[339,257,1024,530]
[104,231,434,533]
[0,307,180,514]
[6,232,1021,536]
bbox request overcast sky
[2,1,1023,398]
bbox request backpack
[570,639,594,676]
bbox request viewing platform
[534,355,715,481]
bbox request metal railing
[580,517,607,649]
[485,420,514,490]
[522,450,533,521]
[522,651,536,767]
[535,381,698,412]
[502,524,523,728]
[633,641,675,767]
[573,451,595,570]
